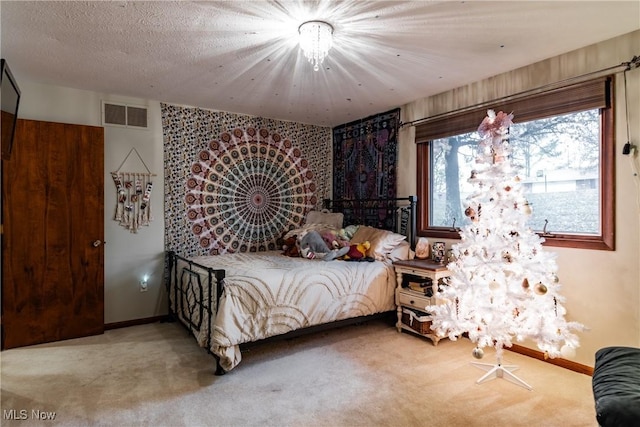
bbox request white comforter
[176,251,397,371]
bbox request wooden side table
[393,258,451,345]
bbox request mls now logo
[3,410,27,420]
[3,409,56,420]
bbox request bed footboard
[166,251,227,375]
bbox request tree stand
[471,348,533,391]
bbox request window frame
[416,77,615,251]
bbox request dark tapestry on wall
[332,108,399,201]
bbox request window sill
[419,229,614,251]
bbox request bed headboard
[323,196,417,248]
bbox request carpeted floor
[1,318,597,427]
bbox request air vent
[104,103,126,126]
[102,101,148,129]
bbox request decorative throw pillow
[349,225,407,260]
[304,210,344,230]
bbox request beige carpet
[1,319,597,427]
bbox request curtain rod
[400,55,640,129]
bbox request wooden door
[1,119,104,349]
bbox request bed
[166,196,417,374]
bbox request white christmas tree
[427,110,585,390]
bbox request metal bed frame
[166,196,417,375]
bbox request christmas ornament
[465,206,476,221]
[472,347,484,359]
[534,282,548,295]
[446,249,456,263]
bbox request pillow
[283,223,338,241]
[349,225,407,260]
[387,240,411,262]
[304,210,344,229]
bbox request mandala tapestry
[162,104,332,257]
[185,128,316,254]
[332,108,400,200]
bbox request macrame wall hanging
[111,148,156,233]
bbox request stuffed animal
[298,230,332,259]
[338,225,359,241]
[323,241,373,262]
[343,241,371,261]
[322,245,350,261]
[281,235,300,257]
[299,230,357,261]
[320,229,349,250]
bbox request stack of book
[406,278,433,296]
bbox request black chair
[592,346,640,427]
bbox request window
[416,77,614,250]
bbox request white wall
[16,82,166,324]
[398,30,640,367]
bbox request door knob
[93,240,102,247]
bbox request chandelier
[298,20,334,71]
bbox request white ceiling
[1,1,639,127]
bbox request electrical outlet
[139,280,148,292]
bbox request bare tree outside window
[417,76,614,250]
[430,109,601,235]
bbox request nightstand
[393,258,451,345]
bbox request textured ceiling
[1,1,639,127]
